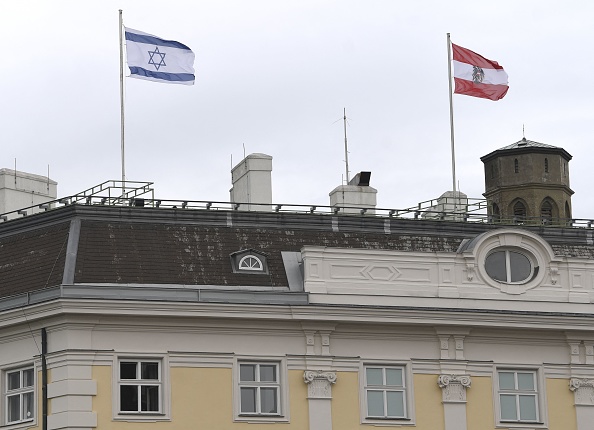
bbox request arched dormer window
[238,255,263,271]
[544,158,549,173]
[230,249,269,274]
[514,159,519,173]
[513,201,526,223]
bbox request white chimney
[329,171,377,214]
[0,169,57,220]
[230,153,272,211]
[421,190,468,221]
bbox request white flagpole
[446,33,457,198]
[119,10,126,191]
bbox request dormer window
[230,249,269,274]
[239,255,263,271]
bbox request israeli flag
[124,27,195,85]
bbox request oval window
[485,249,536,284]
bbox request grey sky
[1,1,593,217]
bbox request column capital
[304,370,337,399]
[438,374,471,403]
[570,378,594,406]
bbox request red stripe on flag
[454,78,508,101]
[452,44,504,70]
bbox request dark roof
[0,221,69,297]
[481,138,572,162]
[1,204,593,299]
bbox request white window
[238,362,281,416]
[497,370,539,423]
[364,366,407,419]
[118,360,162,414]
[238,255,263,271]
[5,366,34,424]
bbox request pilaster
[570,378,594,430]
[303,370,337,430]
[438,374,471,430]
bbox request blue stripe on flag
[129,66,195,83]
[125,31,192,51]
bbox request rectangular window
[118,360,161,414]
[365,366,407,419]
[238,362,280,415]
[498,370,539,423]
[5,367,35,424]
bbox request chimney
[0,169,58,220]
[421,190,468,221]
[329,171,377,214]
[230,153,273,211]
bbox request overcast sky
[1,1,593,218]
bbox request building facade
[0,141,593,430]
[1,201,594,430]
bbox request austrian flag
[452,43,508,101]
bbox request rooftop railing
[1,180,592,228]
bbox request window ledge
[114,413,169,422]
[1,419,36,430]
[234,415,289,424]
[362,417,414,426]
[497,422,546,429]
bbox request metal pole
[343,108,350,183]
[446,33,457,197]
[119,10,126,189]
[42,328,47,430]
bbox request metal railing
[0,181,592,229]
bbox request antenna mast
[343,108,350,183]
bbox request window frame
[485,248,538,285]
[238,255,264,272]
[3,365,36,426]
[113,355,170,422]
[233,357,289,423]
[230,250,269,274]
[494,367,547,428]
[360,362,415,425]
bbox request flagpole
[446,33,457,198]
[119,10,126,192]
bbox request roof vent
[348,171,371,186]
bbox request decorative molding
[550,266,558,285]
[569,342,582,364]
[437,374,471,402]
[570,378,594,406]
[465,263,475,282]
[303,370,337,399]
[454,336,465,360]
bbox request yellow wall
[331,371,360,429]
[90,367,579,430]
[93,366,308,429]
[414,374,444,430]
[547,378,576,430]
[466,376,495,430]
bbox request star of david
[147,46,166,70]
